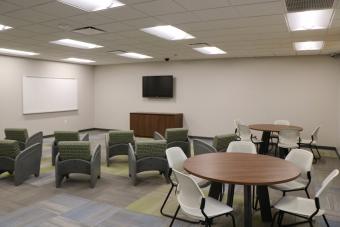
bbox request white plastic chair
[271,169,339,227]
[161,147,209,222]
[277,129,300,157]
[274,120,290,126]
[300,126,322,160]
[193,139,217,156]
[227,141,257,154]
[237,123,262,144]
[270,149,314,198]
[170,169,235,227]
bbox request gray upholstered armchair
[128,140,169,186]
[154,128,191,157]
[52,131,89,166]
[55,141,101,188]
[212,133,238,152]
[0,137,43,186]
[106,130,134,166]
[193,139,217,155]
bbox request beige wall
[94,56,340,147]
[0,55,94,137]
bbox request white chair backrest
[315,169,339,198]
[237,123,252,141]
[172,169,204,211]
[286,149,313,175]
[311,126,320,143]
[227,141,257,154]
[279,129,300,145]
[274,120,290,125]
[166,147,187,172]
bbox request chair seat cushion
[278,143,299,149]
[109,130,134,145]
[54,131,79,142]
[270,179,308,191]
[58,141,91,161]
[0,140,20,159]
[274,196,324,217]
[165,128,188,143]
[180,197,233,220]
[4,128,28,143]
[135,140,167,159]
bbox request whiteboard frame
[22,76,78,115]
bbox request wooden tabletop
[249,124,303,132]
[184,153,300,185]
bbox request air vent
[72,26,105,35]
[286,0,334,12]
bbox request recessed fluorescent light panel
[62,57,95,63]
[193,46,226,55]
[57,0,125,12]
[111,51,152,59]
[0,24,12,31]
[0,48,39,56]
[294,41,324,51]
[286,9,333,31]
[141,25,195,41]
[50,39,103,49]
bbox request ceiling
[0,0,340,65]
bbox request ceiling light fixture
[62,57,95,63]
[141,25,195,41]
[50,39,103,49]
[0,24,12,31]
[0,48,39,56]
[286,9,333,31]
[57,0,125,12]
[193,46,226,55]
[110,50,153,59]
[294,41,324,51]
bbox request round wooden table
[184,153,300,227]
[249,124,303,154]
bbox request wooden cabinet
[130,112,183,137]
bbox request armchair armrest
[80,133,89,141]
[128,143,137,185]
[90,144,101,188]
[26,131,43,148]
[154,131,165,140]
[14,143,42,185]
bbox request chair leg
[229,213,236,227]
[322,214,330,227]
[278,212,284,226]
[308,219,313,227]
[160,185,174,216]
[305,189,310,198]
[169,205,180,227]
[271,211,279,227]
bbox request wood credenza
[130,112,183,137]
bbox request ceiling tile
[174,0,230,11]
[4,0,53,8]
[132,0,186,16]
[235,1,284,17]
[67,13,115,27]
[192,7,239,21]
[5,9,56,23]
[229,0,280,6]
[0,15,32,27]
[33,2,84,18]
[156,12,201,24]
[96,22,134,33]
[0,1,21,14]
[97,6,147,21]
[124,17,164,28]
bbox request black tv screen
[143,75,173,98]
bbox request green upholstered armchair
[105,130,134,166]
[0,138,42,186]
[55,141,101,188]
[4,128,29,150]
[154,128,191,157]
[193,139,217,155]
[213,133,238,152]
[52,131,89,166]
[128,140,169,186]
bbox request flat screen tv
[143,75,173,98]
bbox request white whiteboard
[23,76,78,114]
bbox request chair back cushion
[54,131,80,142]
[165,128,188,143]
[213,134,238,151]
[0,140,20,159]
[58,141,91,161]
[109,130,134,145]
[5,128,28,143]
[135,140,167,159]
